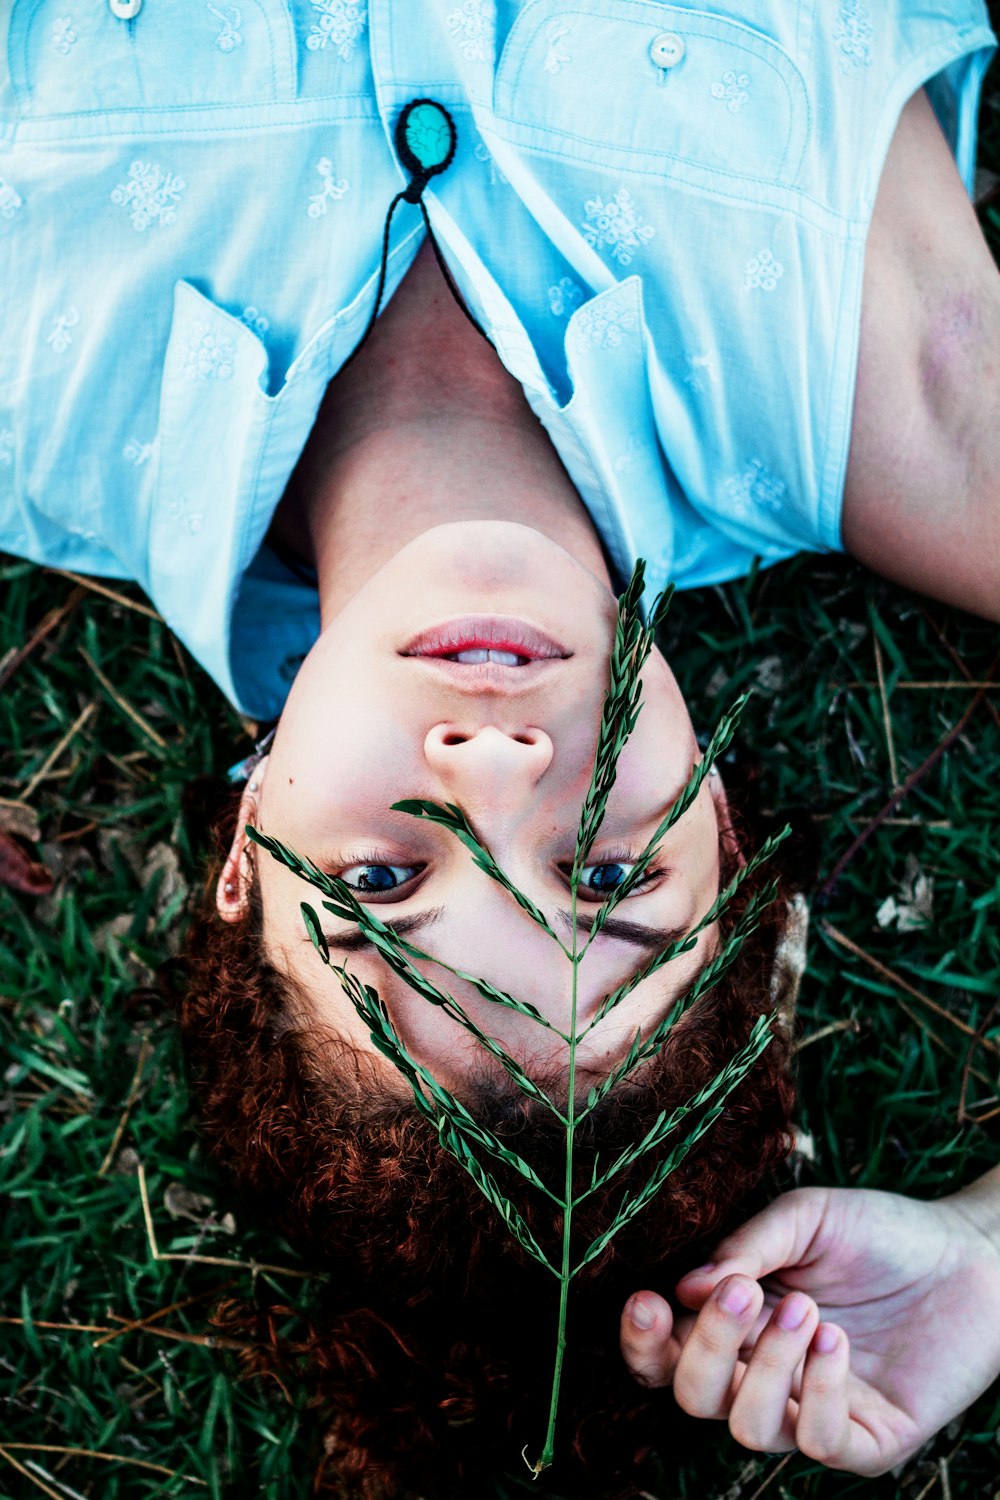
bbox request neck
[277,242,612,627]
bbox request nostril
[512,733,534,745]
[441,732,468,746]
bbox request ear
[216,758,268,923]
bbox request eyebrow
[558,909,690,952]
[313,908,445,953]
[306,907,691,958]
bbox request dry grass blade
[819,652,999,894]
[97,1034,153,1177]
[820,923,999,1058]
[49,569,161,620]
[0,585,85,691]
[0,1445,209,1485]
[0,1446,66,1500]
[79,647,168,748]
[18,702,97,806]
[136,1162,312,1278]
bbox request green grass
[3,32,1000,1500]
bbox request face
[236,522,727,1094]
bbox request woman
[2,0,999,1491]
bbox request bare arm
[843,88,1000,622]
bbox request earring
[708,763,719,778]
[224,880,236,896]
[248,780,259,794]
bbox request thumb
[620,1291,678,1389]
[675,1188,833,1307]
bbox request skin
[619,1172,1000,1475]
[615,89,1000,1470]
[216,158,738,1093]
[842,90,1000,621]
[215,82,1000,1470]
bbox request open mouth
[401,616,571,666]
[434,647,531,665]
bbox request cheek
[275,714,423,825]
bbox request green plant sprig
[573,1013,776,1208]
[251,562,786,1476]
[579,829,789,1037]
[581,691,751,948]
[573,567,675,873]
[332,962,564,1241]
[389,798,564,946]
[578,878,783,1118]
[573,1016,774,1273]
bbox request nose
[423,723,554,804]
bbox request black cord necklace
[339,98,492,373]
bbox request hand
[619,1182,1000,1475]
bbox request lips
[401,616,571,664]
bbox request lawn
[3,24,1000,1500]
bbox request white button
[650,32,685,69]
[108,0,143,18]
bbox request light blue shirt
[0,0,994,719]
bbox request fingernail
[719,1279,753,1316]
[628,1296,656,1331]
[777,1294,810,1331]
[680,1262,716,1280]
[815,1323,840,1354]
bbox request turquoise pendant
[395,98,457,200]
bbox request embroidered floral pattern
[612,433,644,475]
[182,325,235,381]
[474,142,507,186]
[0,179,24,221]
[711,69,751,112]
[308,157,350,218]
[0,430,14,467]
[208,3,242,51]
[166,493,205,536]
[834,0,873,72]
[45,308,79,354]
[306,0,367,58]
[446,0,495,63]
[724,458,786,514]
[575,296,637,349]
[548,277,583,318]
[52,17,78,55]
[123,437,157,466]
[111,161,186,232]
[240,306,270,337]
[581,188,655,267]
[745,249,784,292]
[683,352,718,393]
[543,20,571,74]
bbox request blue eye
[579,861,635,894]
[340,863,418,894]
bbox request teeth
[447,649,528,665]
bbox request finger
[796,1324,887,1475]
[672,1275,764,1420]
[794,1323,853,1466]
[675,1190,833,1308]
[726,1293,820,1453]
[620,1292,677,1389]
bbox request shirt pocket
[7,0,296,116]
[494,0,809,190]
[147,281,338,669]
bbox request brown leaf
[0,798,41,842]
[0,831,54,896]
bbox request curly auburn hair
[179,794,796,1499]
